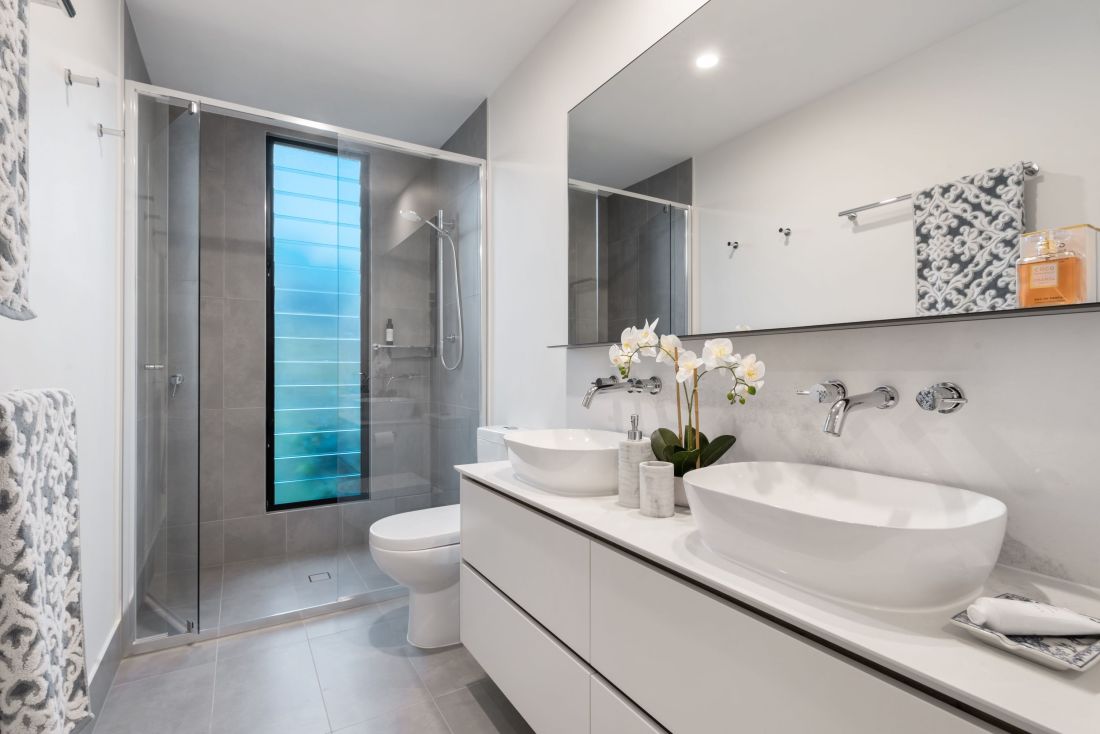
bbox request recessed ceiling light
[695,52,719,70]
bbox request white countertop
[457,461,1100,734]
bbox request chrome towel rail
[838,162,1039,223]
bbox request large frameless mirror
[567,0,1100,342]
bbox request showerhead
[399,209,423,223]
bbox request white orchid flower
[656,333,682,364]
[735,353,766,387]
[609,344,639,368]
[675,350,704,383]
[635,319,660,357]
[701,338,736,370]
[620,326,640,353]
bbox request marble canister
[618,438,655,508]
[639,461,675,518]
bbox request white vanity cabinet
[459,478,1001,734]
[460,476,590,656]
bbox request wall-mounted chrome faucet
[582,375,662,408]
[822,386,897,437]
[916,382,967,414]
[795,380,847,404]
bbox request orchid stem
[693,369,701,468]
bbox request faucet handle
[796,380,846,403]
[916,382,967,414]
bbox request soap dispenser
[618,414,655,508]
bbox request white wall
[487,0,708,427]
[488,0,1100,588]
[0,2,124,676]
[696,0,1100,331]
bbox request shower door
[334,134,484,602]
[133,92,201,642]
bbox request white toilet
[368,425,517,648]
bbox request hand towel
[914,162,1025,315]
[0,389,91,733]
[0,0,33,320]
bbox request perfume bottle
[1017,231,1086,308]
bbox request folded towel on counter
[0,389,92,734]
[914,162,1025,315]
[968,596,1100,637]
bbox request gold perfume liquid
[1018,246,1086,308]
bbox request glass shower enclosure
[130,92,201,641]
[126,84,485,649]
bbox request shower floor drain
[307,572,332,583]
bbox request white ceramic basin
[684,462,1007,610]
[504,429,622,496]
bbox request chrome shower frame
[121,81,489,655]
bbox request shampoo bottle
[618,414,655,508]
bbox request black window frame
[265,135,371,512]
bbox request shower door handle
[169,373,185,397]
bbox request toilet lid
[369,504,460,551]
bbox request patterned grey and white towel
[0,389,91,734]
[0,0,33,320]
[913,162,1025,315]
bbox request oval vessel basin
[504,429,621,496]
[684,462,1007,610]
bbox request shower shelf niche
[371,344,433,358]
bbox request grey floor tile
[303,604,380,640]
[221,556,294,598]
[331,701,450,734]
[435,679,534,734]
[407,643,487,698]
[93,663,215,734]
[310,626,434,730]
[112,640,218,685]
[217,619,308,660]
[219,584,302,627]
[210,640,329,734]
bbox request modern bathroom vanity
[457,461,1100,734]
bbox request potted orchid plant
[609,319,765,486]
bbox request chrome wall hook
[97,124,124,138]
[778,227,791,237]
[65,69,100,88]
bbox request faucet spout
[582,375,662,408]
[823,386,898,437]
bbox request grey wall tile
[441,100,487,159]
[341,499,396,549]
[223,513,287,564]
[286,505,341,555]
[222,299,265,409]
[199,408,223,521]
[222,119,267,302]
[222,408,266,518]
[200,520,224,568]
[199,298,224,409]
[200,112,226,299]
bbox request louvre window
[267,139,365,509]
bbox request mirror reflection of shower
[400,208,464,370]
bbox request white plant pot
[674,476,689,507]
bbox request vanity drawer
[591,675,666,734]
[460,563,591,734]
[460,477,590,656]
[589,542,996,734]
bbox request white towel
[0,389,91,733]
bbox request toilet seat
[369,504,460,552]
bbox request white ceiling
[569,0,1025,188]
[126,0,578,148]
